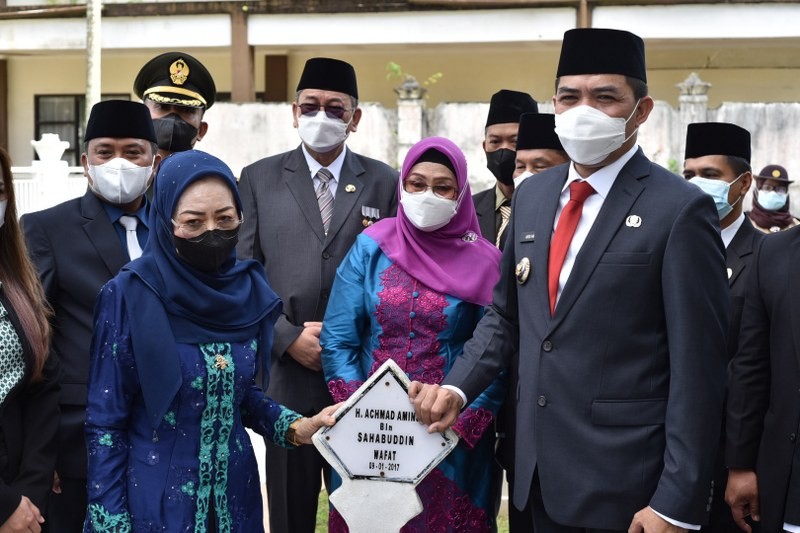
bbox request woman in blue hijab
[84,150,336,533]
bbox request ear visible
[739,171,753,197]
[349,107,363,133]
[148,154,163,187]
[196,121,209,142]
[81,153,92,183]
[633,96,655,127]
[292,102,300,129]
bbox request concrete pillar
[394,77,426,169]
[676,72,712,164]
[85,0,102,113]
[677,72,712,125]
[231,7,255,102]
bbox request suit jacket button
[790,433,797,442]
[322,252,331,259]
[537,395,547,407]
[542,340,553,352]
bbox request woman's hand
[294,403,342,445]
[0,496,44,533]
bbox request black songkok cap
[134,51,216,109]
[557,28,647,83]
[413,148,456,176]
[84,100,157,143]
[516,113,564,152]
[296,57,358,99]
[684,122,751,163]
[485,90,538,128]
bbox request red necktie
[548,180,596,315]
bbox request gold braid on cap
[143,86,207,107]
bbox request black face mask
[486,148,516,186]
[153,113,199,153]
[173,229,239,273]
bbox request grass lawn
[314,491,510,532]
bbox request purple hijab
[365,137,501,305]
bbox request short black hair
[554,76,649,100]
[726,156,752,176]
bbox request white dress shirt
[721,213,745,249]
[301,144,347,198]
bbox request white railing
[11,165,88,216]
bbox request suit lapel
[283,147,327,243]
[324,150,364,247]
[475,189,497,243]
[726,220,757,287]
[531,168,568,320]
[80,191,129,277]
[549,153,647,330]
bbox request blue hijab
[117,150,281,428]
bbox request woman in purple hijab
[321,137,503,532]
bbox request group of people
[0,25,797,533]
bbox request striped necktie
[316,168,335,235]
[496,201,512,248]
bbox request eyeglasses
[298,103,352,120]
[760,183,788,194]
[403,179,458,200]
[172,217,243,240]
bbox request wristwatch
[286,418,303,447]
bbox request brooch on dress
[215,354,228,370]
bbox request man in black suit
[682,122,763,532]
[725,215,800,528]
[474,89,538,250]
[22,100,159,532]
[512,113,569,184]
[134,51,216,161]
[236,57,398,533]
[411,28,729,533]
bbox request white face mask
[400,189,458,232]
[554,101,639,166]
[758,189,788,211]
[0,199,7,229]
[513,171,534,189]
[88,157,153,205]
[689,173,743,220]
[297,111,351,153]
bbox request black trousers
[43,476,87,533]
[265,439,331,533]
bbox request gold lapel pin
[727,268,733,279]
[345,184,356,193]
